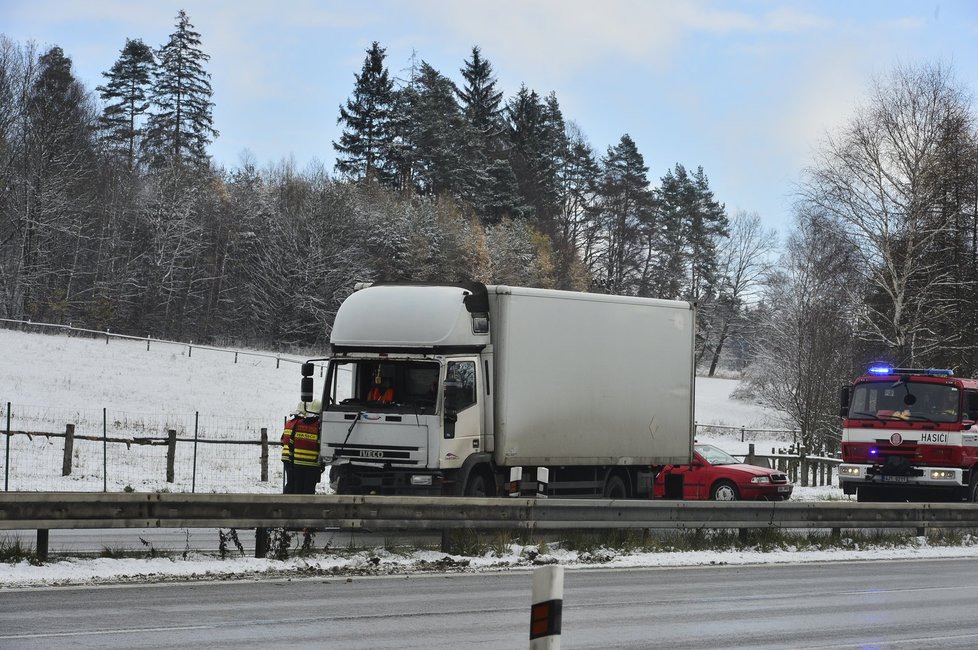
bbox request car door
[684,452,711,499]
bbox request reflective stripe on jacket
[281,416,321,466]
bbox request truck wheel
[464,471,494,497]
[711,480,739,501]
[604,474,629,499]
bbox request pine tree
[652,164,728,301]
[556,131,602,288]
[334,41,395,184]
[144,10,218,168]
[457,46,517,222]
[401,61,473,198]
[597,134,655,295]
[21,46,97,321]
[686,166,729,302]
[457,46,505,147]
[506,86,559,224]
[97,38,155,170]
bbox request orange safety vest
[368,386,394,402]
[281,416,321,467]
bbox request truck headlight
[839,465,862,476]
[930,470,956,480]
[410,475,433,486]
[750,476,771,484]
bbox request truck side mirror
[301,362,314,377]
[443,410,457,439]
[300,376,314,403]
[839,386,850,418]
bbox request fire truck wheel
[711,480,739,501]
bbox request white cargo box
[486,286,694,466]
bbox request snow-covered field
[0,325,894,588]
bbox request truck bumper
[329,464,449,496]
[838,463,964,494]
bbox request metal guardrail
[4,493,978,532]
[6,493,977,559]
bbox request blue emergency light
[865,364,953,377]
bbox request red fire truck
[839,364,978,502]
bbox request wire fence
[1,400,841,492]
[0,402,291,493]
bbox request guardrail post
[255,527,269,558]
[62,424,74,476]
[530,565,563,649]
[260,428,269,482]
[166,430,177,483]
[5,401,11,491]
[36,529,48,561]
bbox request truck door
[440,359,483,469]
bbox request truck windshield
[848,381,960,423]
[326,359,440,412]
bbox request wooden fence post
[260,428,268,482]
[62,424,74,476]
[166,429,177,483]
[799,446,808,487]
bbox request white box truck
[300,282,695,497]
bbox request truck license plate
[777,486,790,492]
[882,475,908,483]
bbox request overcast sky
[3,0,977,232]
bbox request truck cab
[309,283,493,495]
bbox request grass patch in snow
[437,527,978,558]
[0,537,41,565]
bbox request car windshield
[695,444,739,466]
[848,380,959,423]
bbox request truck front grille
[326,442,420,465]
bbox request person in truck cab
[367,370,395,403]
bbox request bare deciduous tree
[802,62,975,365]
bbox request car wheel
[464,470,494,497]
[604,474,629,499]
[711,480,738,501]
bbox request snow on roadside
[4,537,977,589]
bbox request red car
[653,443,793,501]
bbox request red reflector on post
[529,599,562,639]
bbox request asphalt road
[3,558,978,648]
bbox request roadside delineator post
[530,564,563,649]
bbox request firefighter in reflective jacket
[281,401,322,494]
